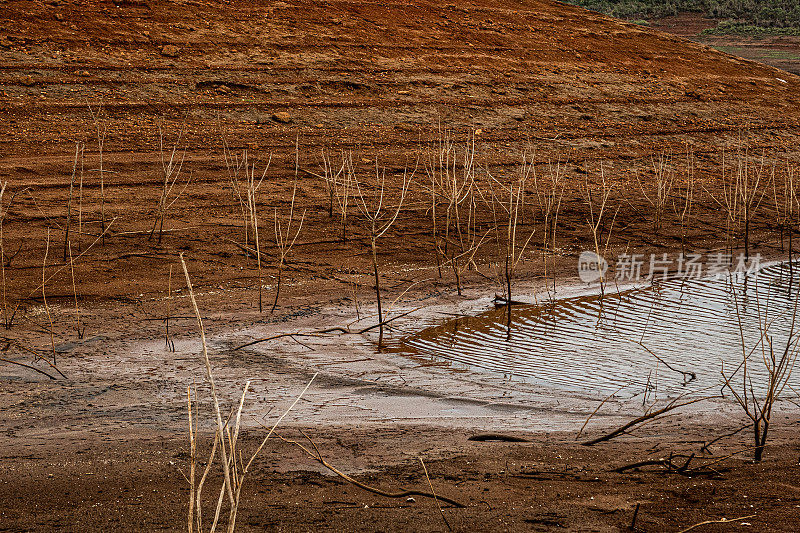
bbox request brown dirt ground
[3,1,800,531]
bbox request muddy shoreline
[3,265,800,531]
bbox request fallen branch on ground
[233,307,421,350]
[3,338,68,379]
[0,356,57,380]
[677,514,756,533]
[468,433,530,443]
[700,424,749,454]
[278,430,465,508]
[614,453,698,476]
[582,396,714,446]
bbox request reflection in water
[399,263,800,396]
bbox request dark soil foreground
[3,423,800,532]
[3,0,800,531]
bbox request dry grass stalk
[179,254,236,516]
[42,229,57,365]
[165,264,175,351]
[25,218,117,304]
[419,457,453,531]
[182,252,318,531]
[67,242,84,339]
[226,374,317,531]
[186,376,317,532]
[0,180,13,330]
[87,100,107,248]
[77,143,84,252]
[674,150,695,255]
[676,514,756,533]
[187,386,197,533]
[64,142,82,261]
[194,429,218,532]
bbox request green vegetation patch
[702,21,800,36]
[563,1,800,29]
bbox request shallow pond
[398,262,800,397]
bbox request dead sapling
[318,147,341,219]
[355,161,413,347]
[335,151,354,243]
[425,130,477,290]
[635,152,675,233]
[584,164,619,299]
[0,181,23,329]
[222,139,251,256]
[243,154,270,312]
[737,148,768,262]
[486,170,536,334]
[772,158,798,280]
[710,147,741,257]
[534,156,566,298]
[442,137,479,295]
[721,279,800,462]
[150,120,192,245]
[271,181,305,313]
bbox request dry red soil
[3,0,800,531]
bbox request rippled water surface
[399,263,800,396]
